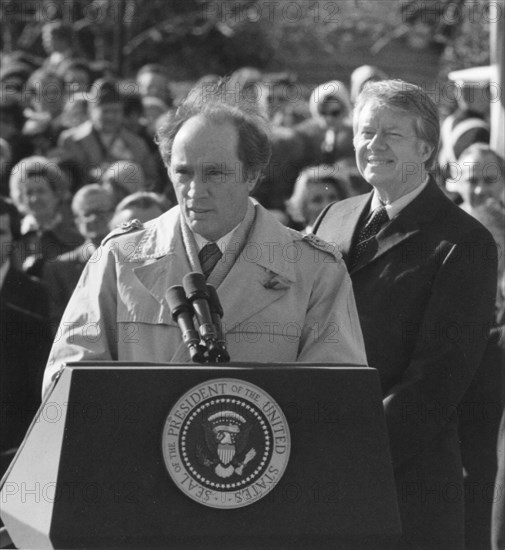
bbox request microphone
[206,284,230,363]
[166,285,205,363]
[182,273,220,362]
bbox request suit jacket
[43,201,367,395]
[18,213,84,278]
[0,266,52,475]
[42,242,96,330]
[314,179,498,550]
[58,120,158,189]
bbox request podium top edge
[63,361,370,370]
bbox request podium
[0,363,401,549]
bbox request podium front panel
[0,363,400,549]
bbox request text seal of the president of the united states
[162,378,291,508]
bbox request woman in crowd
[285,165,350,233]
[294,80,354,167]
[450,143,504,212]
[9,156,83,277]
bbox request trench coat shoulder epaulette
[301,232,343,261]
[101,219,144,246]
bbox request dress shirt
[193,223,241,252]
[371,177,429,220]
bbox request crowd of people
[0,18,504,550]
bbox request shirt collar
[193,223,241,252]
[371,177,429,220]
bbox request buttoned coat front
[314,179,498,550]
[43,202,366,395]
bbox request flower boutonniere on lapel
[261,270,292,291]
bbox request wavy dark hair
[156,79,272,184]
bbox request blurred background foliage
[0,0,491,85]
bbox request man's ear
[420,141,434,164]
[246,168,261,193]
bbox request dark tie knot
[199,242,222,279]
[350,204,389,268]
[362,204,389,236]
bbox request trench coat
[43,201,367,396]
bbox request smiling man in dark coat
[314,80,497,550]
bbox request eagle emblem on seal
[197,410,257,478]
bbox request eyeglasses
[321,109,342,117]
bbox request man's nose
[187,173,209,198]
[368,132,387,150]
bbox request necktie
[350,204,389,268]
[199,243,222,279]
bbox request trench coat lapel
[132,249,191,307]
[130,210,194,362]
[217,204,296,332]
[134,249,197,363]
[218,258,291,332]
[131,210,191,307]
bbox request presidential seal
[162,378,291,509]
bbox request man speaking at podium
[42,84,366,396]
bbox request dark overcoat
[314,179,498,550]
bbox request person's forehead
[76,192,112,211]
[25,175,51,189]
[138,72,167,85]
[358,101,416,127]
[172,115,239,158]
